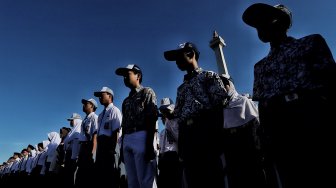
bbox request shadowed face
[256,19,287,43]
[123,70,140,88]
[175,51,194,71]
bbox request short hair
[27,144,35,150]
[37,142,43,148]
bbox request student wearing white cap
[157,97,181,188]
[75,98,99,187]
[63,113,82,186]
[115,64,159,188]
[94,86,122,188]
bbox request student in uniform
[94,87,122,188]
[115,64,159,188]
[63,113,82,187]
[157,97,181,188]
[75,98,99,187]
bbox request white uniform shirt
[19,155,29,172]
[63,119,82,160]
[159,119,179,153]
[223,81,259,129]
[25,150,37,174]
[97,103,122,137]
[10,158,20,173]
[79,112,98,141]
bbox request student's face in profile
[123,70,139,88]
[69,119,74,127]
[175,52,189,71]
[256,19,287,43]
[98,92,111,105]
[82,102,93,113]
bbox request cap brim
[115,68,130,76]
[159,104,174,111]
[164,49,183,61]
[242,3,285,28]
[81,99,88,104]
[94,92,102,97]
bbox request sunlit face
[82,101,94,113]
[98,92,111,105]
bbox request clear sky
[1,0,335,163]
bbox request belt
[123,127,145,134]
[263,89,326,108]
[261,92,299,107]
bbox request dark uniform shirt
[253,34,335,101]
[121,85,158,131]
[174,67,227,124]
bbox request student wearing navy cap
[243,3,336,188]
[164,42,228,188]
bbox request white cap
[94,86,114,97]
[159,97,175,111]
[67,113,82,121]
[82,98,98,108]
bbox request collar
[129,85,144,97]
[105,103,114,111]
[270,36,295,51]
[86,111,96,119]
[184,67,203,81]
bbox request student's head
[242,3,292,42]
[164,42,200,71]
[81,98,98,113]
[67,113,82,127]
[115,64,143,88]
[159,97,175,124]
[37,142,44,151]
[13,152,20,159]
[21,149,29,156]
[27,144,35,152]
[94,87,114,106]
[60,127,71,139]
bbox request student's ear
[186,51,194,59]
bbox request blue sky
[1,0,335,162]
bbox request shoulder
[92,113,99,119]
[201,70,220,79]
[111,105,121,113]
[298,34,327,45]
[142,86,156,95]
[300,34,324,40]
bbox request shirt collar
[105,103,114,111]
[184,67,203,82]
[270,36,295,51]
[129,85,143,96]
[86,111,96,119]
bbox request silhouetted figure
[243,3,336,188]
